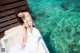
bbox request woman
[18,12,33,48]
[8,12,50,53]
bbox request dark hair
[16,12,24,25]
[16,12,35,27]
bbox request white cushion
[3,25,23,52]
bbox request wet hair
[16,12,24,25]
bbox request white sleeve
[33,27,50,53]
[38,37,50,53]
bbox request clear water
[27,0,80,53]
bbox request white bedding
[1,25,50,53]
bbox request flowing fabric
[8,27,50,53]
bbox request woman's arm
[21,25,27,48]
[18,12,33,48]
[18,12,33,32]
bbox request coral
[27,0,80,53]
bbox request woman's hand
[21,34,27,48]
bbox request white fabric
[3,25,50,53]
[4,25,23,52]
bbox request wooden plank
[0,14,16,23]
[0,22,20,33]
[0,33,4,39]
[0,0,21,5]
[0,19,18,28]
[0,5,27,17]
[0,1,26,11]
[15,5,27,12]
[0,10,16,18]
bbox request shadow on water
[43,34,56,53]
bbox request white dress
[8,27,50,53]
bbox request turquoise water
[27,0,80,53]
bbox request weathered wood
[0,0,29,38]
[0,1,26,11]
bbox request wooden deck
[0,0,29,38]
